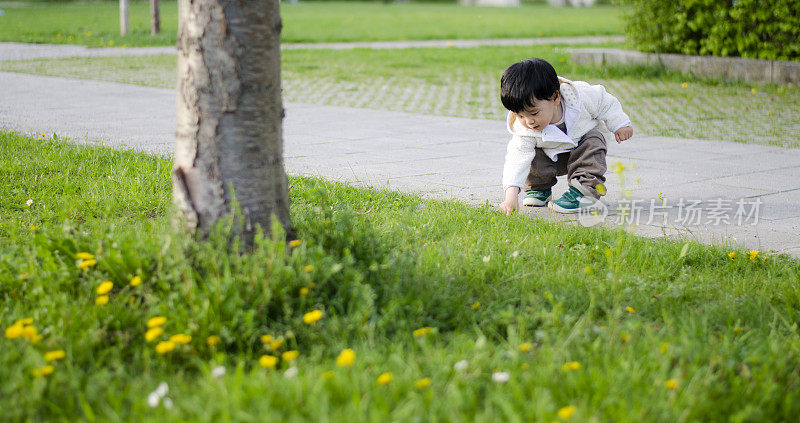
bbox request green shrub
[618,0,800,61]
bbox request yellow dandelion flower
[96,280,113,295]
[681,82,688,88]
[304,265,314,272]
[78,259,97,270]
[19,273,29,281]
[22,325,38,340]
[155,341,175,354]
[86,31,92,37]
[558,405,577,419]
[584,266,593,275]
[751,88,757,94]
[562,361,581,371]
[32,365,55,377]
[145,327,164,342]
[4,324,24,339]
[595,183,607,195]
[108,40,114,46]
[626,306,636,314]
[734,327,742,334]
[299,287,309,296]
[728,252,736,259]
[76,252,94,260]
[620,332,630,343]
[518,342,533,352]
[303,310,323,324]
[321,370,335,380]
[207,335,221,347]
[336,348,355,367]
[414,377,432,389]
[471,301,481,310]
[95,295,109,306]
[44,350,66,361]
[377,372,393,385]
[665,379,679,390]
[259,354,278,368]
[147,316,167,328]
[660,342,669,354]
[748,250,759,260]
[17,318,34,326]
[270,338,284,351]
[288,240,302,248]
[169,334,192,345]
[413,327,432,337]
[282,350,300,362]
[261,334,273,344]
[657,192,664,201]
[129,275,142,287]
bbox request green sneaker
[522,188,552,207]
[549,182,595,214]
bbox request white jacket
[501,77,632,189]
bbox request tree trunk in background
[173,0,292,246]
[150,0,161,35]
[119,0,129,36]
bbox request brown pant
[525,128,607,198]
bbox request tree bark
[150,0,161,35]
[173,0,292,247]
[120,0,129,36]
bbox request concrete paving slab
[2,71,799,257]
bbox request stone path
[2,71,798,257]
[0,36,623,61]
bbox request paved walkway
[2,71,799,257]
[0,36,623,61]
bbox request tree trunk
[119,0,129,36]
[173,0,292,246]
[150,0,161,35]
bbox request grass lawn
[0,1,622,47]
[3,44,798,147]
[2,130,800,421]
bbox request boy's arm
[583,83,632,135]
[500,135,535,215]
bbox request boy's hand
[499,198,518,216]
[614,126,633,143]
[499,186,520,216]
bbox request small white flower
[147,392,160,408]
[211,366,226,379]
[482,255,491,263]
[155,382,169,398]
[162,397,173,410]
[25,199,33,206]
[511,250,519,258]
[453,360,469,371]
[284,366,298,378]
[492,371,510,384]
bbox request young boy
[498,58,633,215]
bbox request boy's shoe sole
[548,197,602,214]
[547,201,582,214]
[522,195,552,207]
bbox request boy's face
[516,93,561,131]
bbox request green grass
[3,45,798,147]
[0,1,623,47]
[3,130,800,421]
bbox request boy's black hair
[500,58,560,113]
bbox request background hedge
[618,0,800,61]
